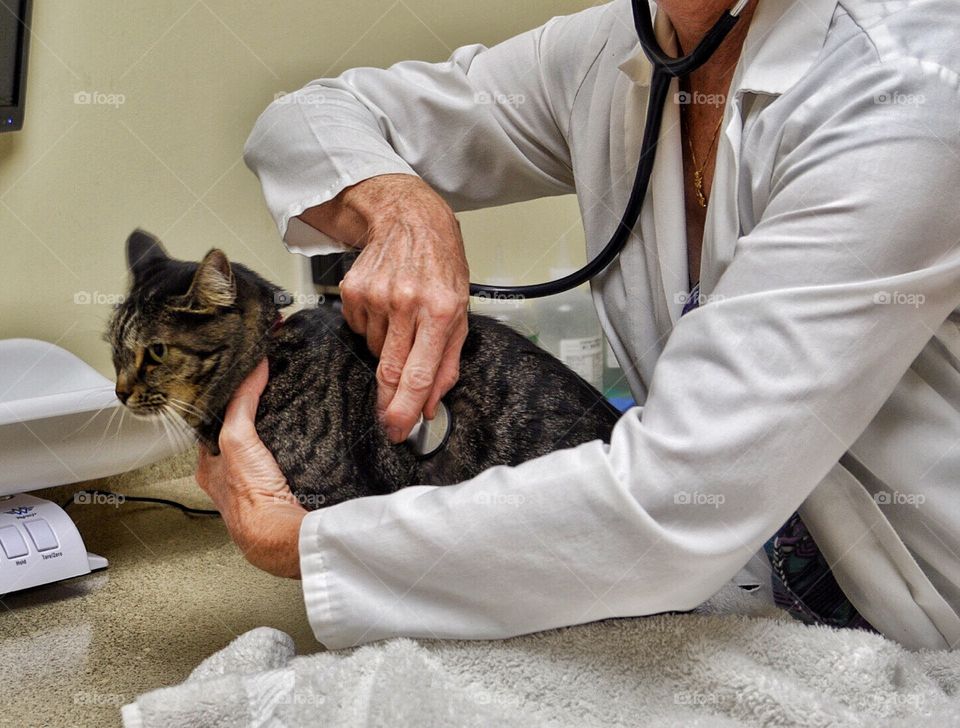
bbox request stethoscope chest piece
[405,401,453,458]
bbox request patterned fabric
[763,513,875,631]
[680,282,875,632]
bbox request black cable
[61,488,221,517]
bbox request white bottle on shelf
[532,267,603,390]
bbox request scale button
[24,520,59,552]
[0,526,28,559]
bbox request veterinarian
[196,0,960,650]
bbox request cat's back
[460,313,618,425]
[418,314,621,483]
[264,308,619,443]
[257,307,402,503]
[256,306,621,497]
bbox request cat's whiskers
[166,397,209,423]
[175,416,197,451]
[64,403,114,440]
[160,406,197,451]
[165,400,217,443]
[113,406,128,449]
[94,405,122,450]
[169,407,194,449]
[157,409,176,451]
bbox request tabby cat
[108,229,620,509]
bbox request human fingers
[380,318,448,442]
[375,315,419,441]
[218,359,269,453]
[422,319,466,418]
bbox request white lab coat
[243,0,960,650]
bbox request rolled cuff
[277,164,420,257]
[299,507,337,649]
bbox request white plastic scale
[0,339,190,595]
[0,493,108,593]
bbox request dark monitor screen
[0,0,31,131]
[0,8,19,106]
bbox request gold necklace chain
[683,107,725,209]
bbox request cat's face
[107,230,245,425]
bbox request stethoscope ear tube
[468,1,745,300]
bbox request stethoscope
[467,0,750,301]
[410,0,750,457]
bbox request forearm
[237,502,306,580]
[298,173,455,248]
[297,436,761,650]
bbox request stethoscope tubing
[467,0,747,300]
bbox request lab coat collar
[617,0,839,98]
[735,0,838,97]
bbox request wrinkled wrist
[297,173,424,247]
[240,499,307,579]
[344,174,456,241]
[339,173,425,217]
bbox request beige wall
[0,0,593,377]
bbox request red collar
[270,312,284,333]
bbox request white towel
[121,586,960,727]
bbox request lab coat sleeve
[242,5,612,255]
[296,56,960,650]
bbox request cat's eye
[146,342,167,364]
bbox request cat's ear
[183,248,236,312]
[126,229,169,279]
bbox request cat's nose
[115,375,132,404]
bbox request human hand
[300,174,469,443]
[195,359,306,579]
